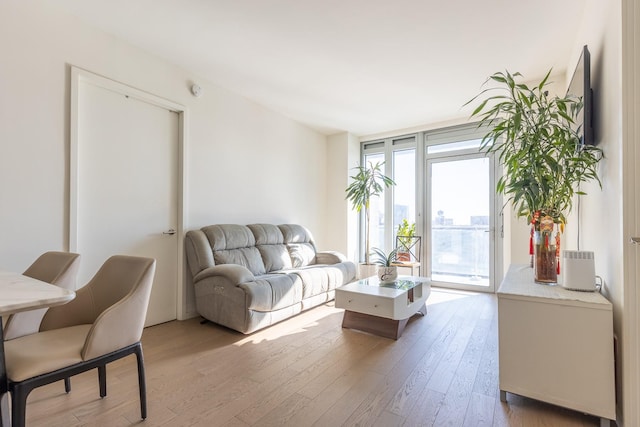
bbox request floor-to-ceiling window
[361,135,417,260]
[360,124,502,292]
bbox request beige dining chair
[3,251,81,341]
[4,255,156,427]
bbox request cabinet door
[498,296,615,420]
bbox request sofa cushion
[202,224,255,250]
[248,224,293,272]
[279,224,317,267]
[290,263,355,299]
[214,248,266,276]
[239,273,302,312]
[287,244,317,267]
[248,224,283,245]
[202,224,266,275]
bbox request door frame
[424,145,502,294]
[68,66,189,320]
[622,0,640,421]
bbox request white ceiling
[51,0,587,136]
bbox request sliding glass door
[424,127,499,292]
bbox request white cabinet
[497,264,615,425]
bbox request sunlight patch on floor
[234,287,482,346]
[427,287,479,305]
[234,302,343,346]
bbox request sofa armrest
[193,264,255,285]
[315,251,348,265]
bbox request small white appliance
[560,250,597,291]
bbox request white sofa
[185,223,356,334]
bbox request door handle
[631,237,640,244]
[163,229,176,236]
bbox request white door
[75,79,179,326]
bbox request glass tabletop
[358,275,428,291]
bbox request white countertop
[497,264,611,309]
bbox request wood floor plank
[472,298,501,399]
[296,331,381,399]
[274,367,383,426]
[430,302,490,426]
[21,289,604,427]
[426,295,486,394]
[343,294,482,426]
[250,392,312,427]
[463,392,495,427]
[384,295,479,417]
[401,388,446,427]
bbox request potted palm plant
[466,70,603,283]
[345,161,396,267]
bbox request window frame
[360,134,418,260]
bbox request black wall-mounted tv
[566,45,594,146]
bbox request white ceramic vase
[378,266,398,283]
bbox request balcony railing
[432,225,489,281]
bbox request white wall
[569,0,625,422]
[0,2,334,316]
[326,132,360,259]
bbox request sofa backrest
[278,224,318,267]
[185,223,319,278]
[201,224,266,276]
[247,224,293,272]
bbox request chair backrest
[23,251,81,290]
[40,255,156,360]
[3,251,81,340]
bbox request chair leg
[1,393,9,427]
[10,384,30,427]
[98,365,106,398]
[134,344,147,420]
[64,377,71,393]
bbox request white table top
[0,270,75,316]
[337,275,430,299]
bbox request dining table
[0,270,76,427]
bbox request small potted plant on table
[370,247,399,283]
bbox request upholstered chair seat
[4,255,156,427]
[5,325,90,382]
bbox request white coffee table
[335,275,431,339]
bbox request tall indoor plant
[345,161,396,265]
[466,70,603,282]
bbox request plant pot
[533,229,559,284]
[397,251,410,262]
[378,266,398,283]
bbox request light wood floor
[24,289,602,426]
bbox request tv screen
[566,45,594,145]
